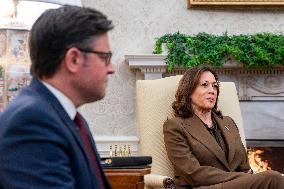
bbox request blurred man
[0,5,114,189]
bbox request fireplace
[246,139,284,174]
[247,146,284,174]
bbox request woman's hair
[172,66,222,118]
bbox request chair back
[136,75,245,179]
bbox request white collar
[41,81,76,120]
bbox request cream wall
[80,0,284,153]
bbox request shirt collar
[41,81,77,120]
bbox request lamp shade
[21,0,82,6]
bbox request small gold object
[109,145,113,157]
[224,125,229,130]
[119,145,122,157]
[123,144,127,156]
[114,144,118,156]
[105,158,112,165]
[128,144,131,157]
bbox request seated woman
[163,66,284,189]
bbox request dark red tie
[74,112,105,189]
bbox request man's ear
[64,47,83,73]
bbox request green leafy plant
[153,32,284,71]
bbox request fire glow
[247,148,271,173]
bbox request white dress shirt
[41,81,76,120]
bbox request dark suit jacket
[0,78,111,189]
[163,113,251,189]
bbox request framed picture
[188,0,284,8]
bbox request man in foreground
[0,5,115,189]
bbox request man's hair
[172,66,222,118]
[29,5,113,78]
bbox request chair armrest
[144,174,176,189]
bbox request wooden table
[104,168,151,189]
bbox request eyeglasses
[77,48,112,66]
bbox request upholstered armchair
[136,75,246,189]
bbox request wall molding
[126,54,284,101]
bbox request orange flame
[248,149,271,173]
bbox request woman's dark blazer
[163,112,251,189]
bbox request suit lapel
[30,78,98,187]
[30,79,88,153]
[30,78,113,188]
[213,113,236,166]
[184,114,230,170]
